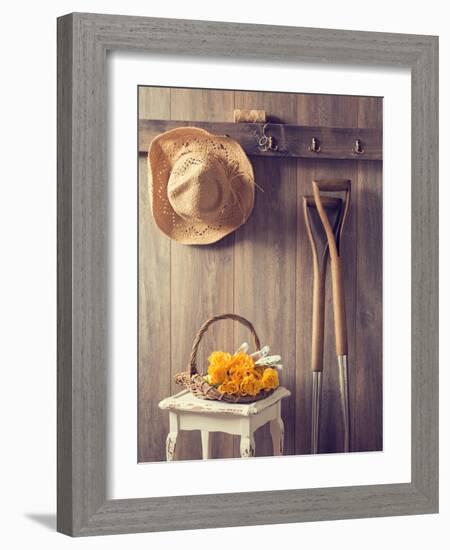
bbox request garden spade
[312,179,351,453]
[303,195,343,454]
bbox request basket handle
[188,314,261,376]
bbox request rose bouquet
[175,313,282,403]
[204,344,282,398]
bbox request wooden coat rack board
[139,119,383,161]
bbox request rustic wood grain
[296,94,359,454]
[139,119,382,160]
[234,90,298,457]
[298,94,360,127]
[295,157,316,454]
[169,88,236,460]
[357,96,383,129]
[353,96,383,452]
[137,87,172,462]
[57,14,74,533]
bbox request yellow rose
[208,364,229,385]
[208,351,231,367]
[230,370,244,385]
[254,366,264,380]
[218,380,240,394]
[240,375,263,396]
[261,368,279,390]
[229,352,254,377]
[207,351,232,384]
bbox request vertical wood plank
[296,94,359,454]
[170,88,236,460]
[357,97,383,129]
[139,87,170,122]
[297,94,360,128]
[354,97,383,451]
[295,156,316,455]
[138,87,171,462]
[234,91,297,457]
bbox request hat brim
[148,127,255,245]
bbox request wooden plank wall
[138,87,383,462]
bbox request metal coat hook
[256,123,279,152]
[353,139,365,155]
[310,137,321,153]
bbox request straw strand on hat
[222,159,252,224]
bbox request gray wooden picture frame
[57,12,438,537]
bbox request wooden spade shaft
[303,196,342,453]
[312,179,352,453]
[312,179,351,356]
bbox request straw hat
[148,127,255,245]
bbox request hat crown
[149,127,255,245]
[167,152,231,223]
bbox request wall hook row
[308,136,365,155]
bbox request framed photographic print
[57,13,438,536]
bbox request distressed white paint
[159,388,291,416]
[159,388,291,459]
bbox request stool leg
[240,435,256,458]
[166,412,179,461]
[201,431,212,460]
[270,403,284,456]
[166,433,177,461]
[240,419,256,458]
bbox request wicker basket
[175,313,274,403]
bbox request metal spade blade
[338,355,351,453]
[311,371,323,454]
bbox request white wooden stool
[159,387,291,460]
